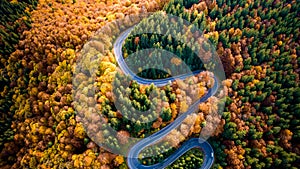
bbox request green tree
[110,118,120,130]
[161,107,172,122]
[169,93,176,103]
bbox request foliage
[123,0,300,168]
[166,148,204,169]
[0,0,38,151]
[1,0,300,168]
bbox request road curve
[113,27,216,169]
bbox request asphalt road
[113,27,217,169]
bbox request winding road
[113,27,217,169]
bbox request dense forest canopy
[0,0,299,168]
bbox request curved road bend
[113,27,217,169]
